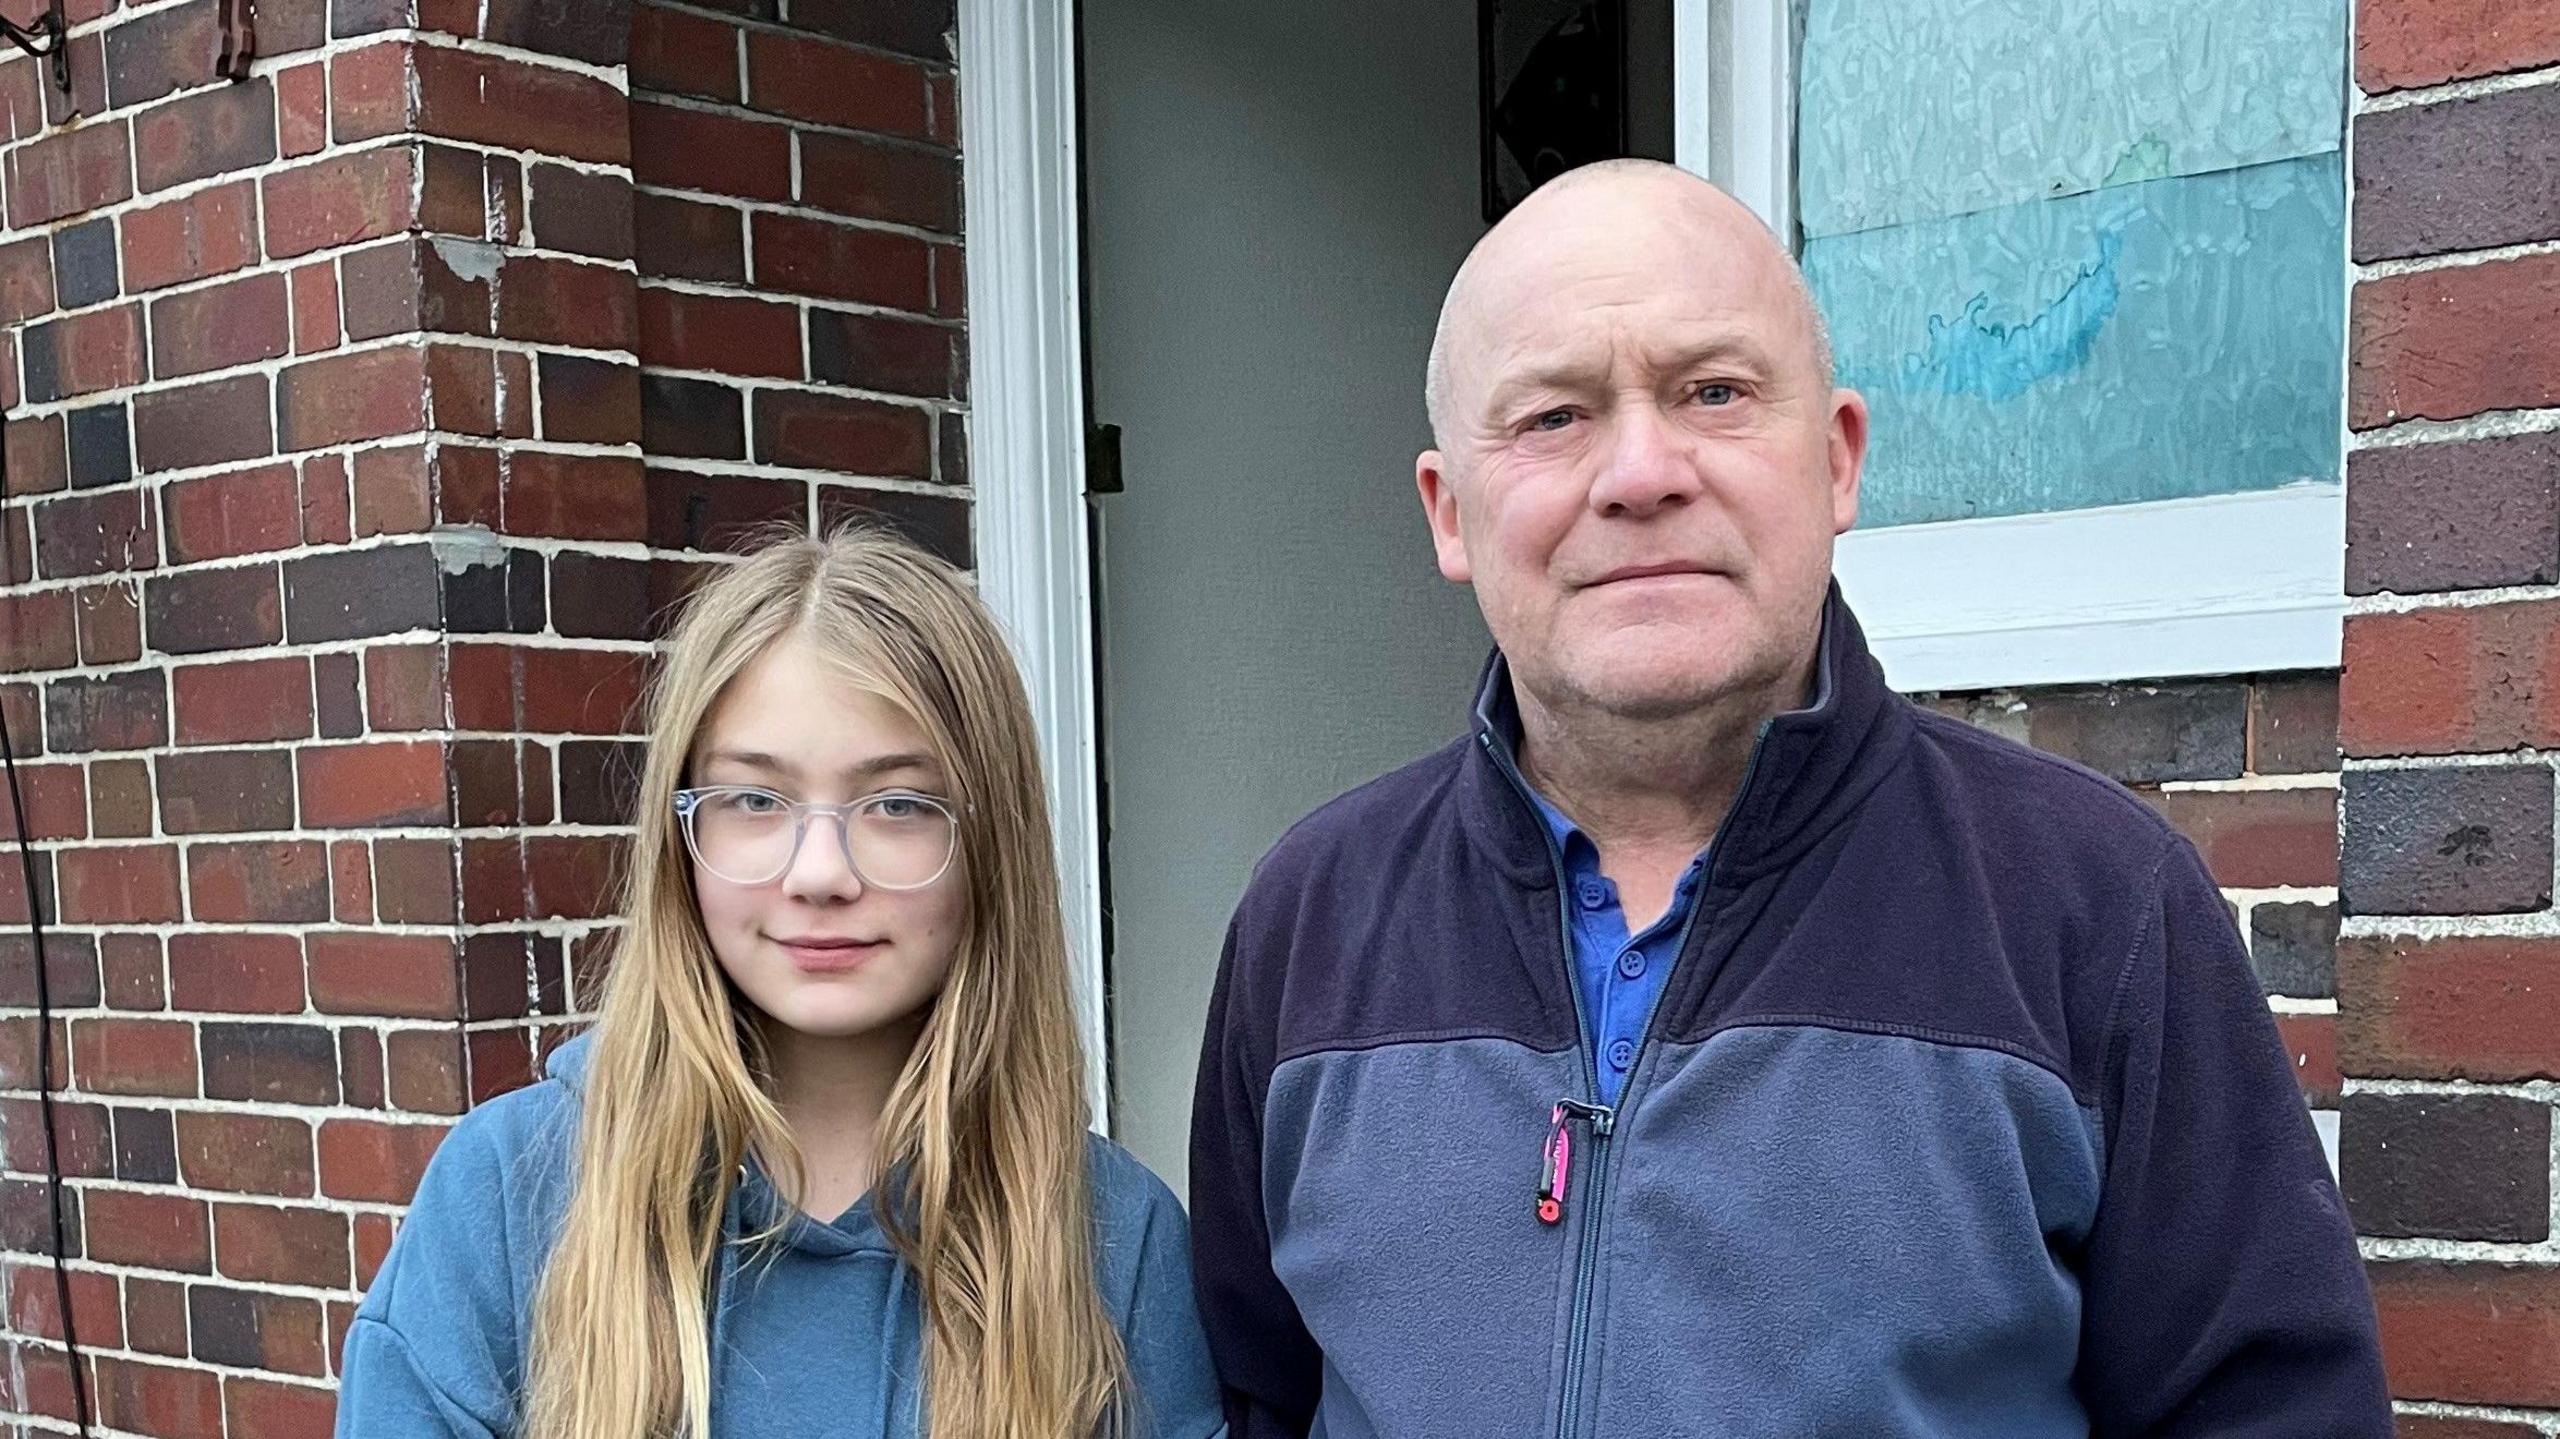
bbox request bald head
[1424,160,1832,454]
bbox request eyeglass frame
[671,784,965,891]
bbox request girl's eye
[728,790,788,815]
[872,794,932,820]
[1694,383,1739,407]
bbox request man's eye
[1694,383,1739,406]
[1530,409,1575,431]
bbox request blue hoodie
[338,1033,1226,1438]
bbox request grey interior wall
[1081,0,1497,1192]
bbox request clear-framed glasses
[673,786,961,890]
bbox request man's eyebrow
[1661,336,1779,370]
[1477,335,1786,418]
[1480,358,1610,415]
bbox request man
[1188,160,2387,1437]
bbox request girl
[338,528,1225,1438]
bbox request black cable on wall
[1,632,94,1435]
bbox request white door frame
[956,0,1112,1133]
[960,0,1760,1129]
[1677,0,1796,234]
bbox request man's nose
[1588,404,1703,517]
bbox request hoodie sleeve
[2075,836,2390,1437]
[336,1088,565,1439]
[1188,918,1322,1437]
[1090,1145,1229,1439]
[336,1318,506,1439]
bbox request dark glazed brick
[483,0,632,66]
[284,544,442,643]
[2353,86,2560,262]
[50,218,120,310]
[537,353,641,446]
[2024,683,2248,784]
[2348,434,2560,595]
[113,1107,179,1185]
[45,669,168,751]
[64,403,130,490]
[2248,901,2338,999]
[440,548,546,634]
[2342,766,2555,916]
[789,0,953,59]
[815,486,967,569]
[640,374,746,460]
[558,739,644,825]
[2342,1093,2550,1241]
[201,1023,341,1106]
[548,551,651,640]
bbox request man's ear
[1826,389,1868,536]
[1416,450,1473,583]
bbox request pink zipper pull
[1537,1104,1571,1225]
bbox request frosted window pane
[1799,0,2348,239]
[1806,154,2345,528]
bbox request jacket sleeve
[2076,836,2391,1437]
[1189,917,1322,1437]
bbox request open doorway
[1078,0,1678,1190]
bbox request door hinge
[1086,422,1123,496]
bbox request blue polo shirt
[1526,790,1709,1107]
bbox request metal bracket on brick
[217,0,257,82]
[0,0,71,97]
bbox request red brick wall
[0,2,961,1433]
[2339,1,2560,1431]
[629,0,967,560]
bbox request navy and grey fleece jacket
[1189,590,2388,1438]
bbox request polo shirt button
[1575,878,1609,910]
[1606,1039,1635,1071]
[1616,949,1646,980]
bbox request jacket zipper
[1481,715,1779,1439]
[1476,731,1602,1438]
[1548,1098,1612,1439]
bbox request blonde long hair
[520,527,1127,1438]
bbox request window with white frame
[1691,0,2351,694]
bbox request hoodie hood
[539,1028,893,1259]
